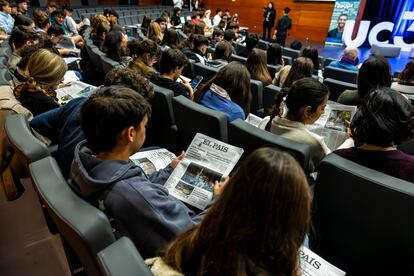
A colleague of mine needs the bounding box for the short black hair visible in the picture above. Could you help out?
[357,55,392,99]
[51,9,65,19]
[63,5,73,12]
[351,87,414,147]
[212,28,224,38]
[193,34,208,49]
[224,29,236,42]
[80,86,152,153]
[216,9,222,14]
[10,25,38,50]
[155,17,167,24]
[159,48,188,74]
[47,2,59,8]
[245,32,259,50]
[108,9,119,19]
[14,14,33,28]
[284,7,291,14]
[47,24,64,36]
[128,39,158,57]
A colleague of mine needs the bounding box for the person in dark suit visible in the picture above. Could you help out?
[262,2,275,41]
[274,7,292,46]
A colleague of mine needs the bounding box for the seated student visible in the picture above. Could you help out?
[186,34,208,64]
[182,20,195,36]
[155,17,167,34]
[391,60,414,94]
[213,40,233,64]
[0,0,14,35]
[128,39,158,79]
[267,42,284,70]
[146,148,311,275]
[13,14,34,30]
[92,21,110,49]
[30,68,154,179]
[246,48,273,86]
[89,13,110,40]
[162,28,179,50]
[32,9,51,33]
[208,28,224,48]
[237,32,258,58]
[223,29,237,53]
[338,55,392,106]
[140,16,152,36]
[335,88,414,182]
[150,49,193,98]
[275,56,313,88]
[147,21,163,45]
[194,62,251,122]
[264,78,333,172]
[51,9,83,47]
[102,29,129,64]
[62,6,78,35]
[70,86,205,257]
[170,7,181,27]
[106,9,119,26]
[8,25,39,70]
[329,46,359,72]
[10,43,43,85]
[14,49,67,116]
[301,46,322,81]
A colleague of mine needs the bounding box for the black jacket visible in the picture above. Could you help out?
[263,8,276,27]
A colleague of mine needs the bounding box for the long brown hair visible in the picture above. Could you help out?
[162,148,311,275]
[194,61,252,115]
[283,57,313,88]
[246,48,273,86]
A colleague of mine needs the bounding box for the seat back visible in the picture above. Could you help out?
[282,47,300,60]
[87,45,107,85]
[182,58,195,79]
[311,154,414,275]
[97,237,153,276]
[257,39,269,50]
[263,85,281,116]
[282,55,292,65]
[250,79,263,116]
[145,84,177,152]
[29,157,116,275]
[172,96,228,150]
[100,55,123,76]
[0,67,11,85]
[323,57,336,68]
[5,114,49,164]
[231,54,247,64]
[193,63,219,83]
[323,78,357,102]
[267,64,280,77]
[228,119,310,170]
[398,137,414,155]
[323,66,358,84]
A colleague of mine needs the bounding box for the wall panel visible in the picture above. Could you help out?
[204,0,335,43]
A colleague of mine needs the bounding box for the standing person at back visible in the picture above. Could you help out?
[274,7,292,46]
[262,2,275,41]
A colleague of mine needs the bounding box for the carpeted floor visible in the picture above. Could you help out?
[0,179,70,276]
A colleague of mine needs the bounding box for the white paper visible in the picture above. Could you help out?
[63,70,81,83]
[306,103,357,150]
[130,149,176,175]
[64,57,81,65]
[163,133,243,210]
[299,247,346,276]
[56,81,96,104]
[245,113,265,128]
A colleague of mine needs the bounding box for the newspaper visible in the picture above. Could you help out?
[299,246,346,276]
[245,113,265,128]
[130,148,177,175]
[56,81,97,104]
[306,104,356,150]
[164,133,244,210]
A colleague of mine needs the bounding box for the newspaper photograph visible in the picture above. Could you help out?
[130,148,176,175]
[56,81,97,104]
[299,246,346,276]
[164,133,244,210]
[306,104,356,150]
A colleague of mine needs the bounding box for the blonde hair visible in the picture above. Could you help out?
[147,22,163,44]
[25,49,67,87]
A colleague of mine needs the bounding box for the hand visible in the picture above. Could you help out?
[281,58,285,66]
[170,151,185,169]
[344,120,352,138]
[57,82,71,89]
[180,77,194,98]
[206,53,212,60]
[213,176,229,196]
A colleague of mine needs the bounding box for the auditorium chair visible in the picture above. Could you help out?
[172,95,228,150]
[29,156,116,276]
[231,54,247,64]
[257,39,269,51]
[145,84,178,153]
[177,29,188,40]
[100,55,123,76]
[310,154,414,275]
[86,45,107,85]
[323,57,336,68]
[263,84,281,116]
[228,119,311,171]
[97,237,153,276]
[323,66,358,84]
[282,47,300,60]
[0,68,11,85]
[282,55,292,65]
[398,137,414,155]
[323,78,357,102]
[267,64,280,78]
[193,62,219,83]
[250,79,264,116]
[182,59,195,79]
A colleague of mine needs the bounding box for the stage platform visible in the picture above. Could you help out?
[286,39,411,74]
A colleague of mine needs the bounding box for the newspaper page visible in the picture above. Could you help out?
[299,246,346,276]
[56,81,97,104]
[245,113,265,128]
[130,148,176,175]
[164,133,244,210]
[306,104,356,150]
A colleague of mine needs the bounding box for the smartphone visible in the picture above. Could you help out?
[190,75,203,90]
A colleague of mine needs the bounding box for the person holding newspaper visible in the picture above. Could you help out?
[145,148,311,275]
[70,86,220,258]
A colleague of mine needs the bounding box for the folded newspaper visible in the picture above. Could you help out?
[305,104,356,150]
[130,133,244,210]
[56,81,97,104]
[299,246,346,276]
